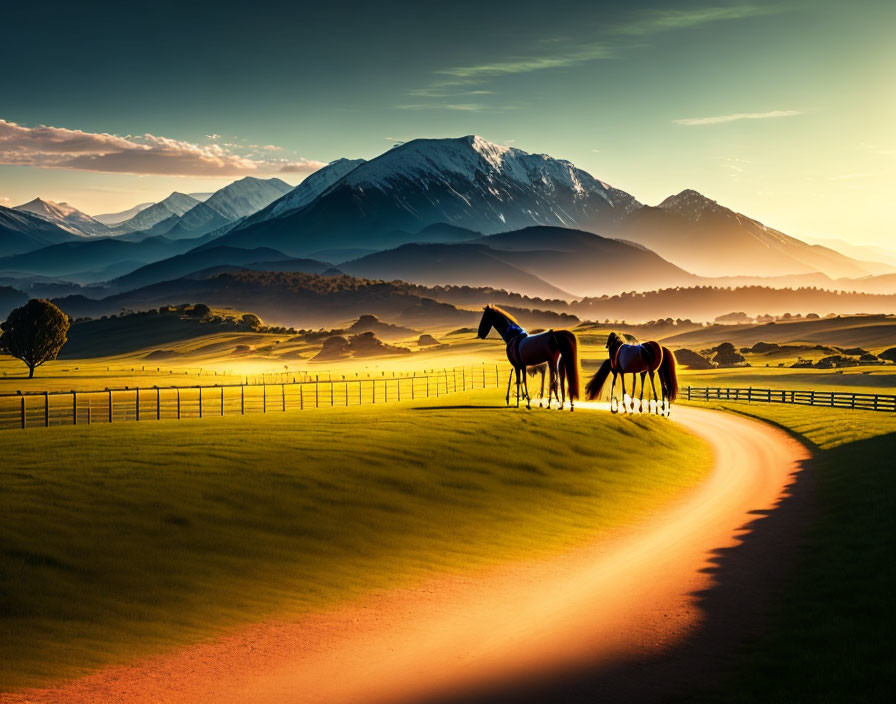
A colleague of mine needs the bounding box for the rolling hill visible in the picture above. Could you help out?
[341,225,694,297]
[108,246,330,291]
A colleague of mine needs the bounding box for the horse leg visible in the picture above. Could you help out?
[609,371,618,413]
[649,371,660,414]
[515,367,521,408]
[539,367,546,408]
[505,367,513,406]
[522,368,532,409]
[639,372,646,413]
[620,373,628,413]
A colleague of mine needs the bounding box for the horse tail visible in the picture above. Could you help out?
[659,346,679,401]
[556,330,580,400]
[585,359,612,401]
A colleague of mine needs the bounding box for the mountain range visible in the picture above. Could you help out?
[0,135,893,315]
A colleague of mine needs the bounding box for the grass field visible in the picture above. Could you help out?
[0,390,711,692]
[689,403,896,703]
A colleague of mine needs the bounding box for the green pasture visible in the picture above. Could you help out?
[0,390,711,691]
[692,403,896,703]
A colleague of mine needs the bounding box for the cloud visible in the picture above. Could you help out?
[0,119,324,177]
[615,5,787,35]
[435,44,614,82]
[394,103,490,112]
[674,110,802,126]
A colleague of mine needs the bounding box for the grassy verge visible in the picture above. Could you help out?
[691,402,896,703]
[0,390,711,691]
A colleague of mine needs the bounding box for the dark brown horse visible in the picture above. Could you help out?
[477,305,580,410]
[585,332,678,415]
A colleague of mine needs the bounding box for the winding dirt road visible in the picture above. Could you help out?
[3,405,812,704]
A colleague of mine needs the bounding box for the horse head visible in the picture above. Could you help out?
[606,331,621,350]
[477,306,494,339]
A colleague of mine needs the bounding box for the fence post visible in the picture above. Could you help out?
[135,388,140,421]
[222,386,226,416]
[345,381,349,406]
[426,376,430,397]
[687,386,691,401]
[315,381,319,408]
[177,388,181,420]
[199,386,203,418]
[241,385,245,415]
[157,388,161,420]
[330,381,334,406]
[397,378,401,402]
[73,391,77,425]
[262,384,266,413]
[44,391,49,427]
[87,400,91,425]
[21,395,25,429]
[109,390,113,423]
[482,366,486,388]
[810,390,815,407]
[282,383,286,412]
[412,373,416,400]
[300,384,304,410]
[462,367,466,391]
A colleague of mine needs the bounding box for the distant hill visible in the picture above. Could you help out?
[109,246,329,291]
[0,205,83,257]
[0,285,28,318]
[569,285,896,322]
[341,226,693,298]
[615,190,888,279]
[661,314,896,352]
[52,271,474,328]
[340,242,574,299]
[0,236,206,282]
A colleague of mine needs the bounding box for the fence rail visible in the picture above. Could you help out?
[685,386,896,413]
[0,364,513,431]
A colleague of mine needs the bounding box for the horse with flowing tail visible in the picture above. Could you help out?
[584,332,678,415]
[477,305,580,410]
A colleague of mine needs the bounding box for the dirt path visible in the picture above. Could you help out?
[3,406,812,704]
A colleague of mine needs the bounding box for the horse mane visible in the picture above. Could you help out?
[488,305,520,325]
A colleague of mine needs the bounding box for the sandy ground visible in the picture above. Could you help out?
[3,405,812,704]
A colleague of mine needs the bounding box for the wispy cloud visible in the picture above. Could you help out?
[0,119,324,177]
[408,3,787,109]
[674,110,802,126]
[435,44,615,82]
[394,103,491,112]
[615,4,787,35]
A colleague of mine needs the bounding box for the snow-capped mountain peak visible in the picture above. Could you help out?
[13,197,107,236]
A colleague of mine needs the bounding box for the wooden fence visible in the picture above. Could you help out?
[0,364,512,431]
[685,386,896,413]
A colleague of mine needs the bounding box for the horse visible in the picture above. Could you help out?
[585,332,678,415]
[477,305,580,410]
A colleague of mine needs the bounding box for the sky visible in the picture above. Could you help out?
[0,0,893,246]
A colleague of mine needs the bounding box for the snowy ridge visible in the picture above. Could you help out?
[13,198,107,236]
[266,159,365,219]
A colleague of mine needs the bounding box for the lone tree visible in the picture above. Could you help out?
[0,299,70,378]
